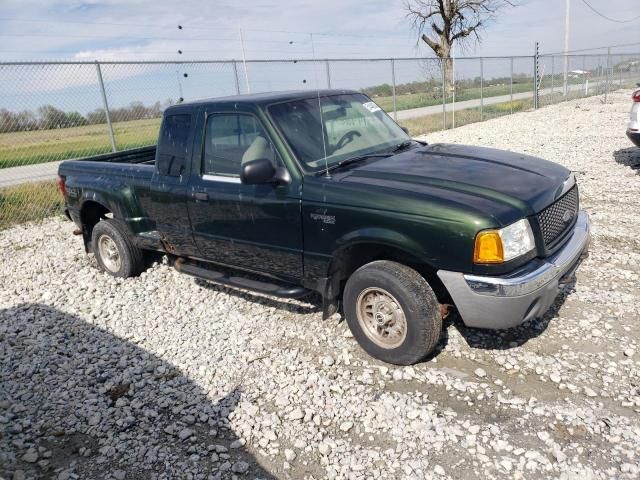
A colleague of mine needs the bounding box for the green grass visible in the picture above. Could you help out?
[373,82,535,113]
[372,74,606,114]
[399,99,530,137]
[0,117,161,169]
[0,180,63,229]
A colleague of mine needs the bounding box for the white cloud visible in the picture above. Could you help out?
[0,0,638,106]
[2,0,637,63]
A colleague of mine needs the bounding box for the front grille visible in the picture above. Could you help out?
[537,185,579,247]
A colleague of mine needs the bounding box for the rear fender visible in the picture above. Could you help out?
[78,188,138,251]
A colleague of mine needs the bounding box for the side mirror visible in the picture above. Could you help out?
[400,126,409,135]
[240,158,277,185]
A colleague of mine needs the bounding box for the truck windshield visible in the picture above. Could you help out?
[268,93,409,173]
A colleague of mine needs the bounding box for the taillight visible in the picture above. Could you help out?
[57,175,67,197]
[633,90,640,102]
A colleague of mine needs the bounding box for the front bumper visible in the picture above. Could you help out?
[437,210,590,329]
[627,129,640,148]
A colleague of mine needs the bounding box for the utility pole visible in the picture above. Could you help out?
[563,0,570,97]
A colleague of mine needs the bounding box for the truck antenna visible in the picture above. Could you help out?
[309,33,329,177]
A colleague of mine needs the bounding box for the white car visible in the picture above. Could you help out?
[628,85,640,147]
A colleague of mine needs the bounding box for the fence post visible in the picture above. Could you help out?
[604,47,611,103]
[232,60,240,94]
[551,55,555,99]
[510,56,514,114]
[534,41,539,109]
[441,59,446,130]
[95,61,117,153]
[563,52,570,97]
[325,59,331,89]
[480,57,483,121]
[619,58,622,88]
[452,56,456,128]
[239,28,251,93]
[391,59,397,121]
[583,56,587,97]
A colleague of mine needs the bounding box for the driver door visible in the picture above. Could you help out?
[187,111,303,281]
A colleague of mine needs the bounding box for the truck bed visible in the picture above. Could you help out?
[77,145,157,165]
[59,145,157,182]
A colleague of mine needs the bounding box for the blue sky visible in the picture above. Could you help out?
[0,0,638,61]
[0,0,638,113]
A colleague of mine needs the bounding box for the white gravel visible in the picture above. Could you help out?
[1,90,639,480]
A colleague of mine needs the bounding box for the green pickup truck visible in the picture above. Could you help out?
[58,89,590,365]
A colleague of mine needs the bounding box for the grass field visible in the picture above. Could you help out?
[0,98,528,228]
[399,99,529,137]
[0,85,535,170]
[0,73,626,172]
[0,180,63,229]
[0,118,160,169]
[373,82,535,113]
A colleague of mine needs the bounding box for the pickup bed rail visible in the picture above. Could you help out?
[73,145,157,165]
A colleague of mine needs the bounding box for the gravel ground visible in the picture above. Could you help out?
[1,91,639,480]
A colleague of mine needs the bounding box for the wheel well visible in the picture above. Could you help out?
[80,201,112,251]
[331,243,451,304]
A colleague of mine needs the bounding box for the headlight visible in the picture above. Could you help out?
[474,219,535,264]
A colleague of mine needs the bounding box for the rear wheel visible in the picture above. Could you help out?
[91,219,144,278]
[343,260,442,365]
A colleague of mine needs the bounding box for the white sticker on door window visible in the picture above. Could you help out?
[362,101,381,113]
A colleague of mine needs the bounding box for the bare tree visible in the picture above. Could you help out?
[405,0,515,91]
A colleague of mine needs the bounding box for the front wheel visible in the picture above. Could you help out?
[91,219,144,278]
[343,260,442,365]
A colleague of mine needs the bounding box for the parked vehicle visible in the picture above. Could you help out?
[627,85,640,147]
[58,89,590,365]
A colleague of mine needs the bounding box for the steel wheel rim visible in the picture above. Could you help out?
[98,234,121,272]
[356,287,407,349]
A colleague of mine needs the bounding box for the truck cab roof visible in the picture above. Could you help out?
[165,89,359,113]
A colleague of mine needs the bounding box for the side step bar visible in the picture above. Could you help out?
[174,258,310,299]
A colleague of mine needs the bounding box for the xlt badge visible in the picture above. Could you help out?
[310,212,335,225]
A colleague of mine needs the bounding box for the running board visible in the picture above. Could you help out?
[174,258,310,299]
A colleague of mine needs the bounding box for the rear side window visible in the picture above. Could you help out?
[157,114,192,177]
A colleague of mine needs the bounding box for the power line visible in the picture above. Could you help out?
[0,32,237,42]
[543,41,640,55]
[0,17,237,31]
[0,17,407,40]
[579,0,640,23]
[0,32,411,48]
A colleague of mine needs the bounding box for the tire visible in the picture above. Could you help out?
[343,260,442,365]
[91,219,144,278]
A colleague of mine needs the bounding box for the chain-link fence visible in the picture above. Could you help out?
[1,52,639,229]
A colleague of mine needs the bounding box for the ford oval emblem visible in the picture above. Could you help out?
[562,209,573,223]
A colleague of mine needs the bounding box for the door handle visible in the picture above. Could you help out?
[193,191,209,202]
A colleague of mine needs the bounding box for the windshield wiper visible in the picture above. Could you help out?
[391,140,413,153]
[321,153,393,174]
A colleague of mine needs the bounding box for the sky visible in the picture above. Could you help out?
[0,0,638,62]
[0,0,638,113]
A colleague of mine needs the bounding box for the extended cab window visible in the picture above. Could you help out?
[157,114,192,177]
[203,113,278,177]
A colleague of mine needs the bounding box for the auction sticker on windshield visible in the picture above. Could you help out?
[362,101,381,113]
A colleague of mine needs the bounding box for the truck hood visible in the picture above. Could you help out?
[338,143,571,222]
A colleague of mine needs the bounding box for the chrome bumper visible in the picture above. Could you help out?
[437,210,590,329]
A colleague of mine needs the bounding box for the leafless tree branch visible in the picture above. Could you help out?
[405,0,517,89]
[405,0,516,54]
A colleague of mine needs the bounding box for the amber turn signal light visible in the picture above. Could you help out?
[473,231,504,264]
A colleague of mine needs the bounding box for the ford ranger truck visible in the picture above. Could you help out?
[58,89,590,365]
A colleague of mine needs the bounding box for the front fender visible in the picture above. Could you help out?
[334,227,428,263]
